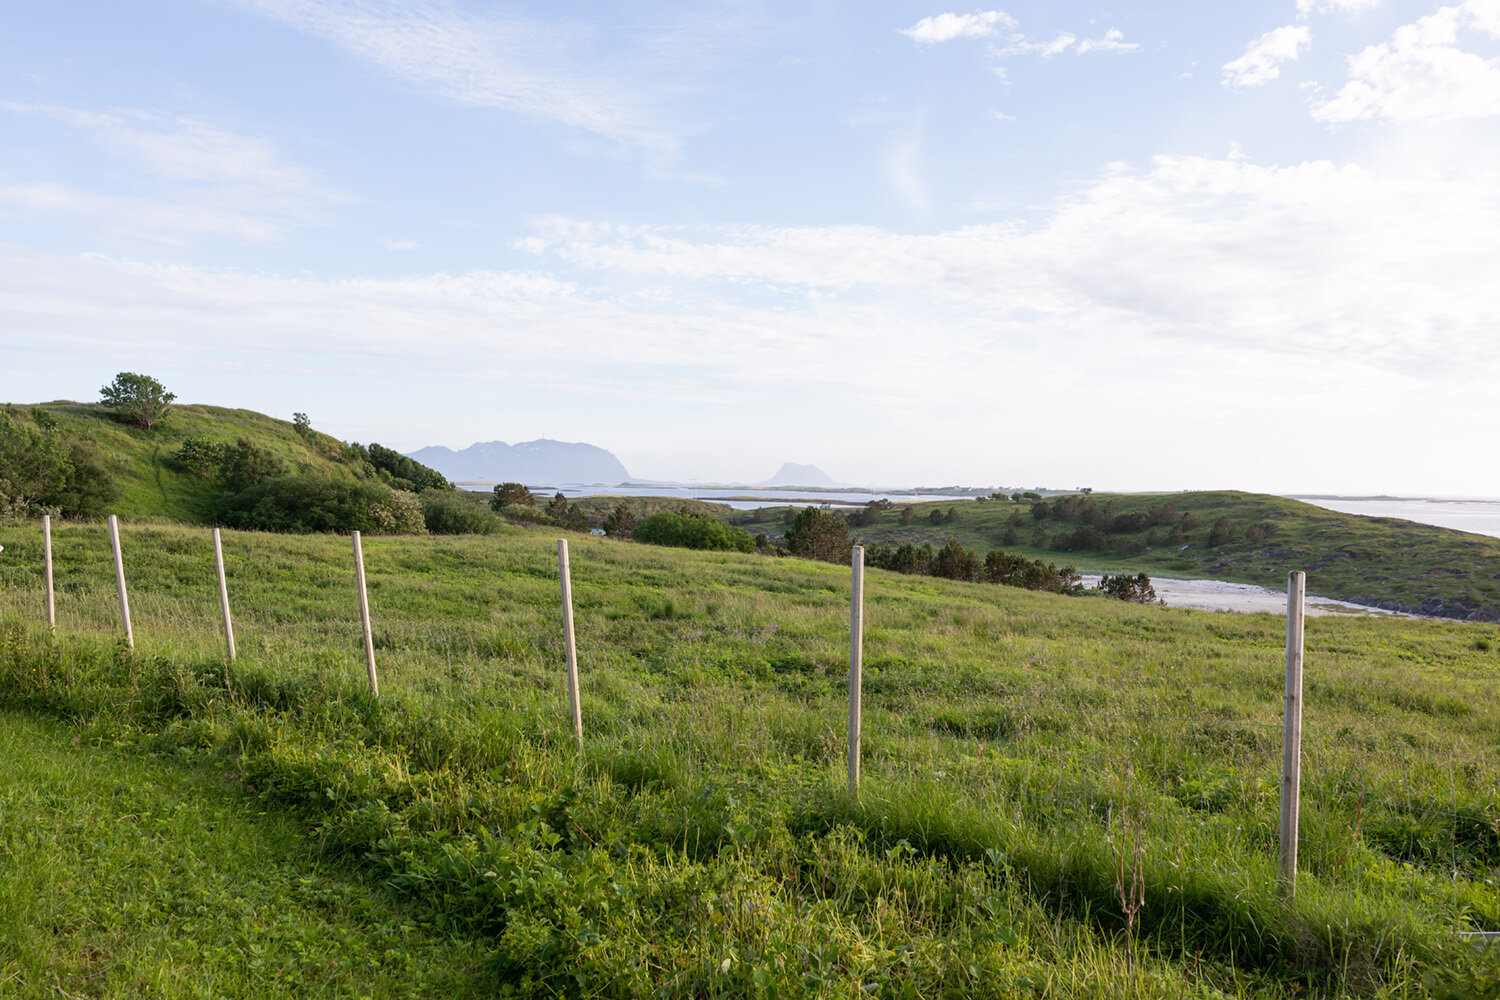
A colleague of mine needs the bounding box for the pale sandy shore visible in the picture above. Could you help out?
[1080,575,1408,617]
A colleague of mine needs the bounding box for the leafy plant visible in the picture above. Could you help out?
[99,372,175,430]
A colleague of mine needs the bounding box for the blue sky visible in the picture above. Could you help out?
[3,1,1499,493]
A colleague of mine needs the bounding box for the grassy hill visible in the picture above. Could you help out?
[24,400,365,523]
[737,491,1500,621]
[1,521,1497,996]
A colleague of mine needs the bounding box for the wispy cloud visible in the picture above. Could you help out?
[0,102,339,245]
[1222,25,1311,87]
[1296,0,1381,15]
[898,11,1016,44]
[230,0,677,160]
[1313,0,1500,121]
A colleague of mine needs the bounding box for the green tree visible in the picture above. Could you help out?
[47,440,121,519]
[491,482,535,510]
[218,437,288,493]
[1099,572,1158,603]
[632,511,754,552]
[292,412,311,438]
[1207,517,1237,547]
[99,372,175,430]
[900,505,915,525]
[785,506,852,563]
[603,503,637,538]
[0,410,69,514]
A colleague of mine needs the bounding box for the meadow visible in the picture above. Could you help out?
[1,518,1498,998]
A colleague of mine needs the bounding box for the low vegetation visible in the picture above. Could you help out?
[1,520,1497,996]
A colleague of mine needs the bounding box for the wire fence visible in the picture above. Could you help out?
[1,520,1496,935]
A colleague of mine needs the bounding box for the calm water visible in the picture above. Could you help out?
[1290,497,1500,539]
[460,483,976,510]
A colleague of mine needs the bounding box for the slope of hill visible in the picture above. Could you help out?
[756,462,840,487]
[407,439,631,484]
[737,490,1500,621]
[12,401,445,525]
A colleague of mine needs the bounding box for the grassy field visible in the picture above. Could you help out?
[735,491,1500,619]
[2,518,1499,997]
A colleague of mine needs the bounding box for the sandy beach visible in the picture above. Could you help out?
[1080,575,1405,617]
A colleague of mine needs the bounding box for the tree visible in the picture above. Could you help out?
[0,410,69,514]
[1207,517,1237,547]
[785,506,851,563]
[100,372,175,430]
[1099,572,1158,604]
[603,503,637,538]
[491,482,535,510]
[218,437,288,493]
[900,505,915,525]
[632,511,754,552]
[293,412,311,438]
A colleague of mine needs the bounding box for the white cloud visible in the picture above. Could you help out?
[1297,0,1380,15]
[7,151,1499,489]
[0,103,339,245]
[993,31,1077,57]
[899,11,1015,44]
[230,0,676,160]
[985,109,1017,121]
[1076,29,1139,54]
[1222,25,1311,87]
[381,237,421,251]
[1313,1,1500,121]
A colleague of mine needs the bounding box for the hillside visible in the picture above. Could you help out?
[10,400,447,526]
[1,522,1497,996]
[736,490,1500,621]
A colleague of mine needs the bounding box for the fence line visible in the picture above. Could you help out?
[1,516,1495,929]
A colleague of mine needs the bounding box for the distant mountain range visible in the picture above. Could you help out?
[407,439,632,484]
[406,440,844,489]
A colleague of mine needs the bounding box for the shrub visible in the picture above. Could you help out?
[370,490,427,534]
[1099,572,1158,603]
[216,475,400,533]
[632,511,755,552]
[491,482,536,510]
[420,492,495,534]
[1207,517,1237,547]
[784,507,852,563]
[218,437,288,493]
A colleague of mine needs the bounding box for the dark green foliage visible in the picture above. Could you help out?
[979,549,1083,594]
[1031,501,1051,521]
[0,410,69,513]
[169,436,228,477]
[218,437,289,493]
[603,503,636,538]
[868,542,934,575]
[216,475,395,533]
[420,492,495,534]
[1098,572,1158,603]
[47,440,122,519]
[900,505,915,525]
[292,412,310,438]
[784,506,852,563]
[847,499,892,527]
[491,482,536,510]
[932,540,980,581]
[1002,527,1019,546]
[545,492,589,532]
[364,442,449,492]
[632,511,755,552]
[1208,517,1237,547]
[99,372,175,430]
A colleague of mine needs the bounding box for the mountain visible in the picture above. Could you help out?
[407,439,631,484]
[756,462,841,488]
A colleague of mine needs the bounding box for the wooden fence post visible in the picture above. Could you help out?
[213,528,236,663]
[108,514,133,648]
[1280,570,1306,898]
[849,545,865,796]
[558,539,583,750]
[352,531,378,697]
[42,514,55,630]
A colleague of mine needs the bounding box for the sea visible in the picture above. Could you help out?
[459,482,1500,536]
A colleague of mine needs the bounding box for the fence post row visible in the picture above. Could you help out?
[352,531,379,697]
[212,527,237,663]
[848,545,865,797]
[42,514,56,630]
[108,514,134,649]
[558,539,583,751]
[1280,570,1306,898]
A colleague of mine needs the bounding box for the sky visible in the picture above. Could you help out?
[3,1,1499,494]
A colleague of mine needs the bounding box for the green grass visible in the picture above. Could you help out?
[2,519,1499,997]
[0,710,485,998]
[736,491,1500,619]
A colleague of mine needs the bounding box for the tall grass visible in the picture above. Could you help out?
[1,519,1497,997]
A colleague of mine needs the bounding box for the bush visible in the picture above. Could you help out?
[632,511,755,552]
[370,490,427,534]
[491,483,536,510]
[1207,517,1237,547]
[1099,572,1158,603]
[932,540,980,581]
[216,475,403,533]
[218,437,288,493]
[785,507,852,563]
[420,492,495,534]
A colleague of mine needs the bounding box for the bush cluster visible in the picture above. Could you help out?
[632,511,755,552]
[867,541,1083,595]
